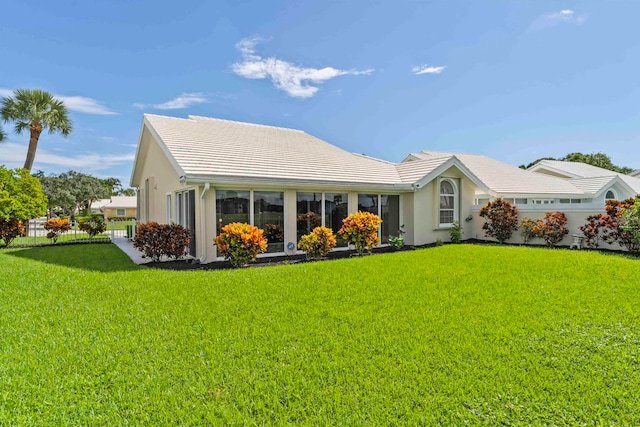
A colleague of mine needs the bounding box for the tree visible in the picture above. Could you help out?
[119,188,136,197]
[479,198,519,243]
[0,166,47,221]
[35,170,110,217]
[0,123,5,142]
[1,89,73,171]
[621,199,640,255]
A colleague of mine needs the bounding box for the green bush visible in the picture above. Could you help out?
[78,214,107,239]
[449,221,462,243]
[519,217,538,244]
[133,222,191,262]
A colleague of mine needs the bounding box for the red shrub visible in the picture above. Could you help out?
[533,212,569,247]
[133,222,191,262]
[479,198,519,243]
[43,218,71,243]
[0,219,25,247]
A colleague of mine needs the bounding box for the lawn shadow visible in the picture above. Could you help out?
[4,243,140,272]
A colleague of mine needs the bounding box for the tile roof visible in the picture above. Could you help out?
[409,152,585,196]
[531,160,640,194]
[143,114,405,187]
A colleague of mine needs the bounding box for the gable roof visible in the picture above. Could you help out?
[407,151,586,196]
[631,170,640,178]
[132,114,408,189]
[528,160,618,179]
[530,159,640,195]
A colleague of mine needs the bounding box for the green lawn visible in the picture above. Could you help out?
[1,244,639,425]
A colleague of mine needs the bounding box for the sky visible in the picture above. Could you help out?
[1,0,639,187]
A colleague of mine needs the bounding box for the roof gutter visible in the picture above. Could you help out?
[198,183,210,263]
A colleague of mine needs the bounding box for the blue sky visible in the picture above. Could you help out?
[1,0,639,186]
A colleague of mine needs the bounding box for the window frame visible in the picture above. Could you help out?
[438,178,458,228]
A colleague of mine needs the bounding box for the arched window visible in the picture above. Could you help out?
[605,189,616,200]
[439,179,458,227]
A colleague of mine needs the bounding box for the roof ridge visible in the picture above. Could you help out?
[187,115,306,134]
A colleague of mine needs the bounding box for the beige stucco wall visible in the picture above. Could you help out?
[409,166,477,245]
[469,203,611,248]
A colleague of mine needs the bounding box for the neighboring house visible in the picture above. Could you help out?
[91,197,137,219]
[631,169,640,178]
[130,114,640,262]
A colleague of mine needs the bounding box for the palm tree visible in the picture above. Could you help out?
[1,89,73,171]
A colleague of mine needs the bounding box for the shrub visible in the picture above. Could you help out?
[44,218,72,243]
[78,214,107,239]
[449,221,462,243]
[264,223,284,244]
[133,222,191,262]
[0,219,25,247]
[339,211,382,255]
[519,217,538,244]
[214,222,267,268]
[479,198,519,243]
[620,199,640,254]
[388,224,405,251]
[579,214,611,248]
[533,212,569,247]
[298,226,337,259]
[107,216,136,221]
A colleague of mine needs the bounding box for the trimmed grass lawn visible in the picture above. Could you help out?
[1,244,639,424]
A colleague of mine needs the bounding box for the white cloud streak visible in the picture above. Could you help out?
[532,9,587,30]
[411,65,446,75]
[0,88,117,115]
[134,92,210,110]
[0,141,134,171]
[232,37,374,98]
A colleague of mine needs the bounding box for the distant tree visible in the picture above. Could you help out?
[0,166,47,221]
[102,177,122,196]
[0,124,5,142]
[119,188,136,197]
[35,170,109,217]
[1,89,73,171]
[520,152,633,174]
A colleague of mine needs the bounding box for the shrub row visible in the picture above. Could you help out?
[479,197,640,253]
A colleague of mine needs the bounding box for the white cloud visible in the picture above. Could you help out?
[0,88,117,115]
[412,65,446,75]
[232,38,374,98]
[0,141,134,171]
[532,9,587,30]
[134,92,209,110]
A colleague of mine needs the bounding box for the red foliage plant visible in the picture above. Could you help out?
[533,211,569,247]
[44,218,71,243]
[133,222,191,262]
[0,218,25,247]
[479,198,519,243]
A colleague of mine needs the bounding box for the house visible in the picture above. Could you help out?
[91,196,137,220]
[130,114,640,262]
[630,170,640,178]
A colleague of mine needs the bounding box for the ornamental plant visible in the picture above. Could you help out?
[620,198,640,254]
[78,214,106,239]
[449,221,462,243]
[533,212,569,247]
[43,218,71,243]
[0,218,25,247]
[339,211,382,256]
[579,214,611,248]
[519,217,538,244]
[298,226,337,260]
[214,222,267,268]
[479,198,519,243]
[133,222,191,262]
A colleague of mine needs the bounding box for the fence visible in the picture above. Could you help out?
[7,218,137,247]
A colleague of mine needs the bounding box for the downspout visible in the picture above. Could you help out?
[199,183,210,263]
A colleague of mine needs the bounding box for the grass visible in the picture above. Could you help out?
[1,244,640,425]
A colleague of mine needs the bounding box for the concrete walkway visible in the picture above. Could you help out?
[111,237,150,264]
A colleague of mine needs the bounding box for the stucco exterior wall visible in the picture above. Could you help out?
[103,207,137,219]
[469,203,610,248]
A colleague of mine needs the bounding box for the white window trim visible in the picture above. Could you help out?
[438,178,458,228]
[605,189,617,200]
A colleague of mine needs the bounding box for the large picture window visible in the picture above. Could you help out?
[358,193,401,243]
[215,190,250,236]
[254,191,284,253]
[296,192,322,241]
[325,193,349,247]
[439,179,457,227]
